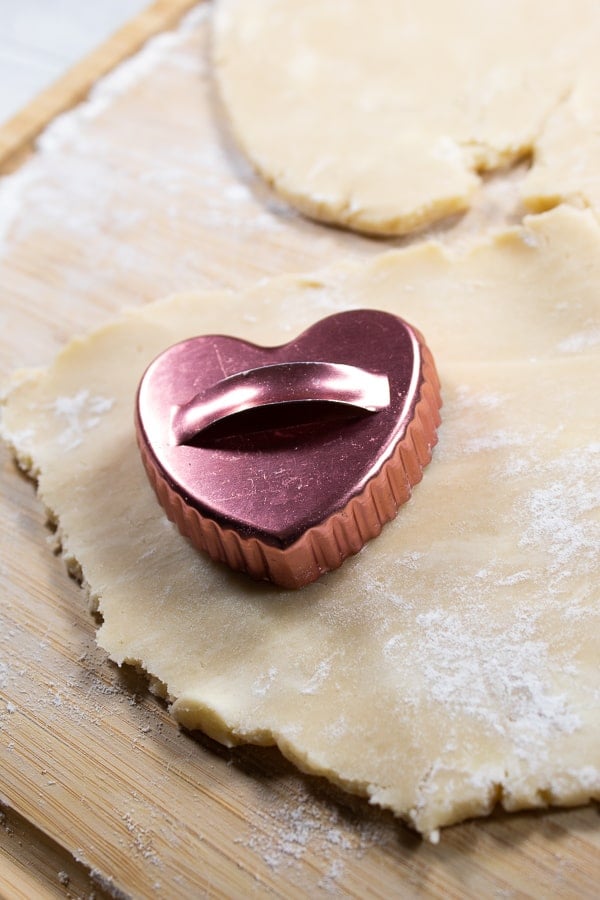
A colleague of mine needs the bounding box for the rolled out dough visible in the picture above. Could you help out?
[213,0,600,235]
[2,206,599,837]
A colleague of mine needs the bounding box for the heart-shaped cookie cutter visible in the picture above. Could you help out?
[135,309,441,588]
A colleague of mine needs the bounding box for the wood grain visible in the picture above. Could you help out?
[0,3,598,897]
[0,0,199,174]
[0,803,112,899]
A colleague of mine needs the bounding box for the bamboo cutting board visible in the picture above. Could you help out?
[0,2,598,897]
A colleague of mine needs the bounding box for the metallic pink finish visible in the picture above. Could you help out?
[135,309,441,586]
[171,361,390,445]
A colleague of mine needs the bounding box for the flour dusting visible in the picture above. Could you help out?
[519,443,600,576]
[52,390,115,451]
[300,656,334,695]
[557,326,600,353]
[237,780,393,885]
[252,667,278,697]
[413,608,581,752]
[38,4,210,156]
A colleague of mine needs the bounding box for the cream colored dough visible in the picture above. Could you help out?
[213,0,600,235]
[2,207,599,837]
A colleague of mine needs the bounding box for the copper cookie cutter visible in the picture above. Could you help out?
[135,309,441,588]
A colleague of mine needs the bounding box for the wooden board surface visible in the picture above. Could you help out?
[0,2,598,897]
[0,0,200,174]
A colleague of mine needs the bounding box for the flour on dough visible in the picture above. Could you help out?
[1,206,599,837]
[213,0,600,235]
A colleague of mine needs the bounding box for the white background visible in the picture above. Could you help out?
[0,0,149,124]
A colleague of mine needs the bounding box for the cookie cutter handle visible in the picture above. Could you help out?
[171,361,390,445]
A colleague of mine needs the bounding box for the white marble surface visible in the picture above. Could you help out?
[0,0,149,124]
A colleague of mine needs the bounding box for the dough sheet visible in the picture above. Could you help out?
[213,0,600,235]
[2,207,599,837]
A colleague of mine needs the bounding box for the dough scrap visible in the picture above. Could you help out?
[2,206,599,837]
[213,0,600,235]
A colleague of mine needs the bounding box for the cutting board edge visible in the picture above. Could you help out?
[0,0,202,175]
